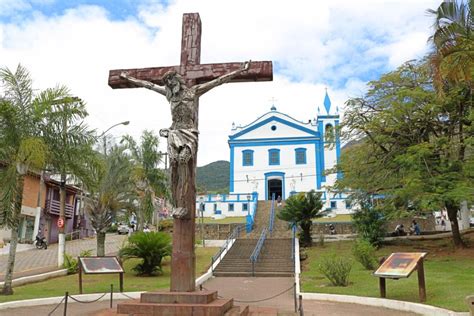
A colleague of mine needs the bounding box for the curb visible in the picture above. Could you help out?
[300,293,469,316]
[0,269,68,288]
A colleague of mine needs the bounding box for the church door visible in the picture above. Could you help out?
[268,179,282,200]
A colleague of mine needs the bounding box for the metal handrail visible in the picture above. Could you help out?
[291,223,297,260]
[250,227,267,276]
[65,229,81,241]
[211,225,243,274]
[268,194,276,234]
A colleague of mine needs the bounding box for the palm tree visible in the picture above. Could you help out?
[277,190,327,247]
[84,146,134,256]
[121,130,168,231]
[428,0,474,247]
[0,65,53,295]
[119,231,171,275]
[428,0,474,89]
[37,94,95,267]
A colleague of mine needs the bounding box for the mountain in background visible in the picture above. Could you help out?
[196,160,229,193]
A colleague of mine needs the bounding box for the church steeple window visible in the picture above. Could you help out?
[242,150,254,166]
[268,149,280,165]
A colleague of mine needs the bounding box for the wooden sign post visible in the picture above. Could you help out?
[374,252,427,302]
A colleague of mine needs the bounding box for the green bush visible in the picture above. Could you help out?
[119,231,172,276]
[352,206,386,247]
[353,239,378,270]
[63,249,92,274]
[107,224,118,233]
[158,219,173,232]
[318,253,352,286]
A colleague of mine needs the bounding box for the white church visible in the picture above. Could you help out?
[196,91,351,218]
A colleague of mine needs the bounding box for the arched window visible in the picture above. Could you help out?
[325,124,334,143]
[242,150,254,166]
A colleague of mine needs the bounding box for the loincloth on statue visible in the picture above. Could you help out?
[164,128,199,162]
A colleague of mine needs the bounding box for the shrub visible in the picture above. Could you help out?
[119,231,172,276]
[63,249,92,274]
[318,253,352,286]
[353,239,378,270]
[352,206,386,247]
[158,219,173,232]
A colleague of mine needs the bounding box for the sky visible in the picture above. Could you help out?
[0,0,441,167]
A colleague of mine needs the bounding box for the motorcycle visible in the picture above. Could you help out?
[35,235,48,249]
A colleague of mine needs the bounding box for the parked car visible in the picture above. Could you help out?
[117,224,130,235]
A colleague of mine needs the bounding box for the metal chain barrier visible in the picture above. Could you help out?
[115,292,136,300]
[201,284,295,304]
[67,292,108,304]
[47,296,66,316]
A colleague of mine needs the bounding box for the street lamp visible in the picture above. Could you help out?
[199,196,205,247]
[98,121,130,155]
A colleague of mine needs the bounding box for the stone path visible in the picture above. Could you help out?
[0,234,127,281]
[203,277,419,316]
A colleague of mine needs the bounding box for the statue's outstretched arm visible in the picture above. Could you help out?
[195,61,251,96]
[120,72,166,96]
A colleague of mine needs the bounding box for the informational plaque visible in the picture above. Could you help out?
[374,252,427,279]
[79,257,124,274]
[78,256,124,293]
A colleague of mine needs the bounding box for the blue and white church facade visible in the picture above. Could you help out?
[228,91,350,215]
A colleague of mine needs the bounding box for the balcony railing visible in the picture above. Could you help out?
[45,199,74,218]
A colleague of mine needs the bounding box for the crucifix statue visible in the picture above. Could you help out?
[109,13,272,292]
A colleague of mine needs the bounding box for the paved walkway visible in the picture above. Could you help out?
[0,234,127,281]
[203,277,419,315]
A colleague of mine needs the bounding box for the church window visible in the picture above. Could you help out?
[330,201,337,209]
[268,149,280,165]
[242,150,254,166]
[243,203,248,211]
[295,148,307,164]
[345,200,351,209]
[229,203,234,211]
[325,124,334,143]
[271,125,277,131]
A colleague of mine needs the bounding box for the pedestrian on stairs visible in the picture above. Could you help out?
[277,195,282,207]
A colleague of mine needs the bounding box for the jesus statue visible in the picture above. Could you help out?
[120,61,251,219]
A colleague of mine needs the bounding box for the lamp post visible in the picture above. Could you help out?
[98,120,130,155]
[199,196,205,247]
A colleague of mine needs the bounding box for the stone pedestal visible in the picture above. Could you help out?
[116,290,234,316]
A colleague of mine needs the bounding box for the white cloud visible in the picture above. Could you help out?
[0,0,441,166]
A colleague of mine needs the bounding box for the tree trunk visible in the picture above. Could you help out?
[1,175,24,295]
[446,202,466,248]
[300,221,312,247]
[96,231,106,257]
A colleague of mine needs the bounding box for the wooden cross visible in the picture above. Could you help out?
[109,14,272,88]
[108,13,272,292]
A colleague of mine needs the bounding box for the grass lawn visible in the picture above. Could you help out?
[313,214,352,223]
[0,247,218,303]
[301,235,474,312]
[200,216,246,224]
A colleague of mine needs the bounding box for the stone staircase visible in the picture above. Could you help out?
[213,200,294,277]
[243,201,292,239]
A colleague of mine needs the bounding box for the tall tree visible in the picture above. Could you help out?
[338,60,473,247]
[84,146,134,256]
[37,94,95,267]
[0,65,54,295]
[428,0,474,89]
[277,190,326,247]
[121,130,168,231]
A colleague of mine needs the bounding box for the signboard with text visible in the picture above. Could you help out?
[374,252,427,279]
[79,256,123,274]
